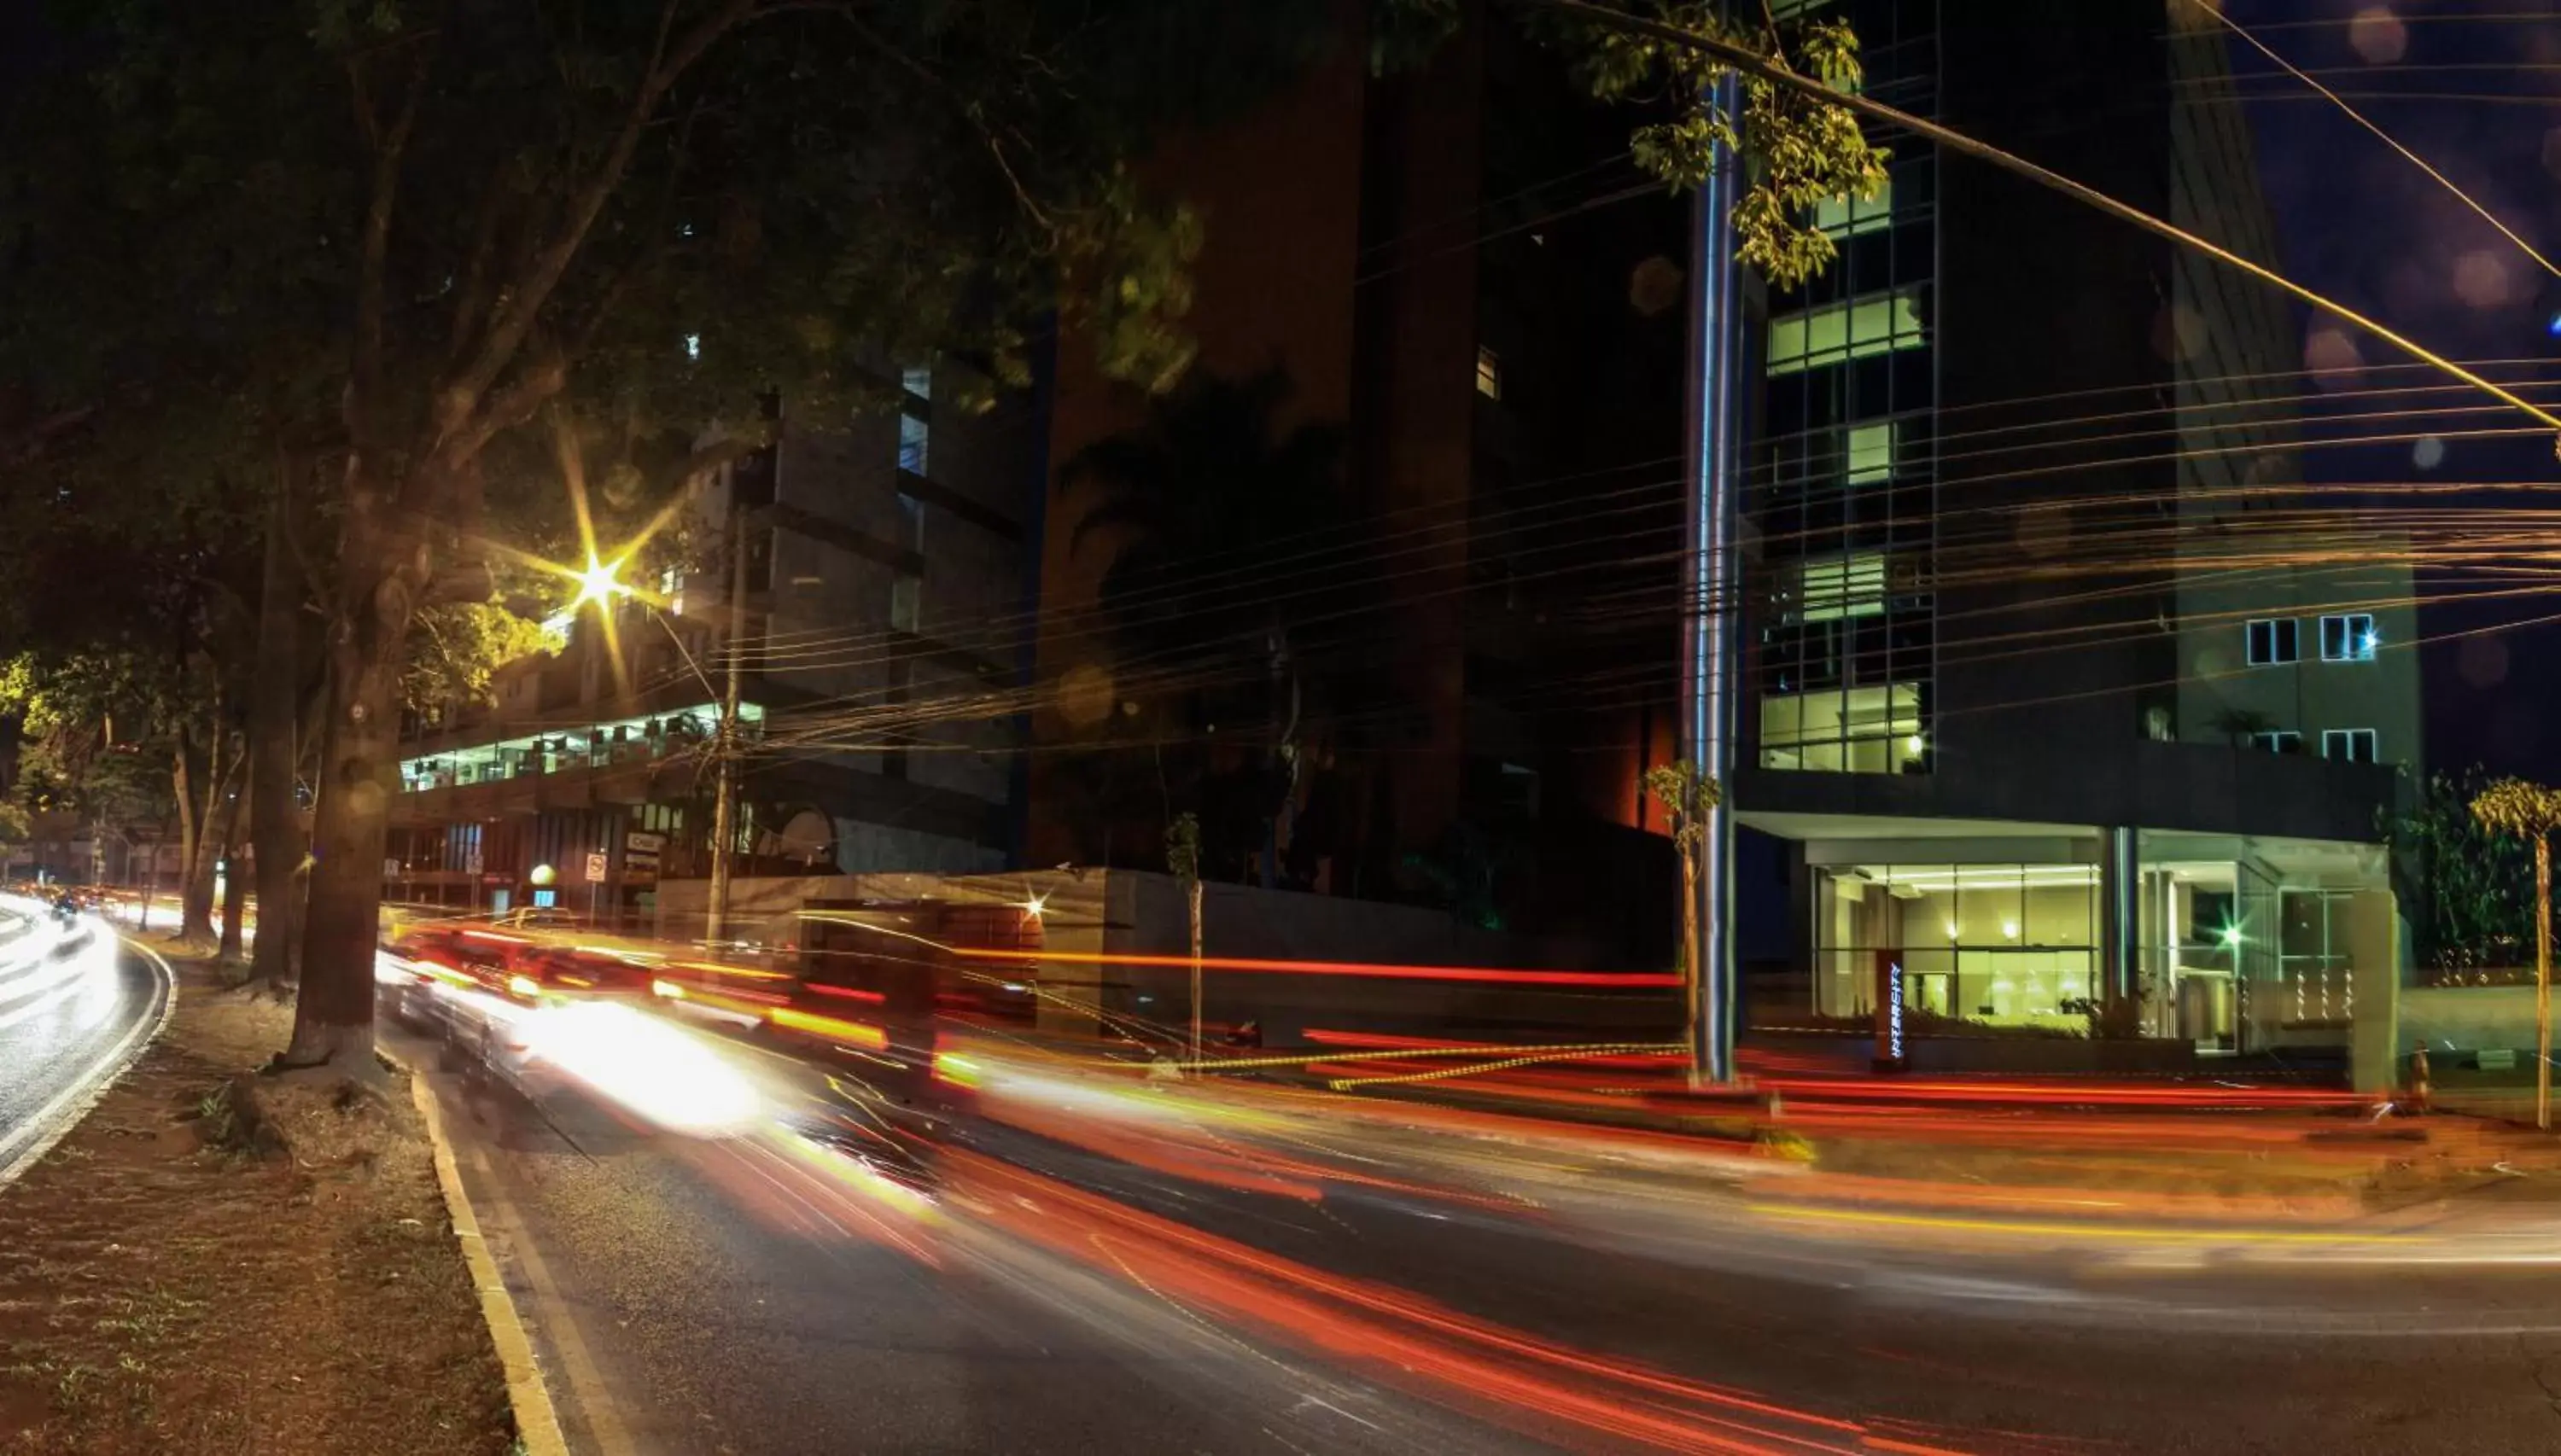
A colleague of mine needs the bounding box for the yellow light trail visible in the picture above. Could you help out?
[1744,1203,2412,1245]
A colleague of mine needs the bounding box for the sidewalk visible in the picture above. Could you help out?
[0,943,516,1455]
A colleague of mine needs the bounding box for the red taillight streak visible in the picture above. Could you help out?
[951,946,1677,987]
[949,1149,1867,1444]
[804,982,887,1004]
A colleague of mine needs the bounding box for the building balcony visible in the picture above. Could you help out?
[391,699,765,825]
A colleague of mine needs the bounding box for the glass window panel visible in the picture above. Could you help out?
[1766,289,1924,376]
[1957,869,2023,947]
[898,413,930,475]
[1845,421,1894,484]
[1815,178,1893,240]
[2022,875,2094,946]
[1797,552,1887,622]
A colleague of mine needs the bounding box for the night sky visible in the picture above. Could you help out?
[2226,0,2561,783]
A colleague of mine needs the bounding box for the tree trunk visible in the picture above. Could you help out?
[2538,836,2551,1133]
[1187,876,1205,1059]
[251,486,307,987]
[174,737,219,945]
[283,537,413,1070]
[217,784,248,962]
[1677,846,1705,1090]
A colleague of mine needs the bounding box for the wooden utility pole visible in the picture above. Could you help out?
[705,506,750,946]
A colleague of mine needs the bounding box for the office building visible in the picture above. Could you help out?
[384,361,1044,920]
[1735,0,2418,1054]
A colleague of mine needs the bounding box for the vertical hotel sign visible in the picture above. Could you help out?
[1873,949,1906,1071]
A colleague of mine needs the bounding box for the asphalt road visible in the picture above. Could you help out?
[0,905,171,1185]
[407,1016,2561,1456]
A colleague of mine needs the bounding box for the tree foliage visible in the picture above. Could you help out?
[2385,768,2534,976]
[2,0,1339,1061]
[1380,0,1890,289]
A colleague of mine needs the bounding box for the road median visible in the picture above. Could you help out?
[0,946,517,1454]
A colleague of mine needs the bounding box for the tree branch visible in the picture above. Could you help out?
[432,0,755,462]
[350,39,438,451]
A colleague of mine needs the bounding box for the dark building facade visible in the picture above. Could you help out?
[384,358,1047,924]
[1024,13,1690,962]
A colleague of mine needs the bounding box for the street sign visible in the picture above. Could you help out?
[623,830,662,886]
[2481,1047,2518,1072]
[584,851,609,884]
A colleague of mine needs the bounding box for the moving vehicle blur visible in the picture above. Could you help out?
[375,905,976,1134]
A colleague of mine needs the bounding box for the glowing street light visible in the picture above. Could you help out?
[571,554,631,611]
[2219,923,2244,951]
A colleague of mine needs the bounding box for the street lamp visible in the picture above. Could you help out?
[561,536,750,950]
[571,553,632,611]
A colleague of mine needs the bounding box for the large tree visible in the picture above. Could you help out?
[3,0,1332,1070]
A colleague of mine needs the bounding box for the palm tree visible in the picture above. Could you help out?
[1062,369,1350,890]
[2471,778,2561,1128]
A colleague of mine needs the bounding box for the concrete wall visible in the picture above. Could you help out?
[2403,984,2540,1057]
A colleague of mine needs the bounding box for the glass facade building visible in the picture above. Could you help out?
[1751,0,1941,779]
[1735,2,2416,1066]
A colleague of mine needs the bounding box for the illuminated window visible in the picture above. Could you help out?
[898,413,930,475]
[1811,863,2100,1023]
[901,363,931,400]
[890,577,922,633]
[1788,551,1887,623]
[2319,613,2377,662]
[1813,178,1892,238]
[1759,683,1923,774]
[1844,421,1895,484]
[2244,618,2298,666]
[2249,730,2301,754]
[1766,289,1923,376]
[2322,728,2377,764]
[1475,346,1502,400]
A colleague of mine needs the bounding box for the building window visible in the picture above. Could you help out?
[895,492,925,554]
[2244,618,2298,666]
[1787,551,1888,623]
[1766,288,1924,376]
[2279,888,2354,1028]
[1474,346,1502,400]
[1759,683,1923,774]
[1843,420,1895,484]
[2319,613,2377,662]
[2322,728,2377,763]
[890,576,921,632]
[1813,178,1892,239]
[2249,730,2301,754]
[1811,862,2099,1023]
[901,363,931,401]
[898,412,930,475]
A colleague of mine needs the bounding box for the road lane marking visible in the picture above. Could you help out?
[0,937,175,1188]
[396,1056,582,1456]
[396,1049,632,1456]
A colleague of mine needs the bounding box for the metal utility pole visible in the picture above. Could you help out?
[1677,72,1747,1086]
[706,505,750,946]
